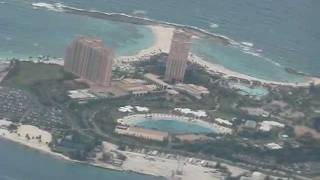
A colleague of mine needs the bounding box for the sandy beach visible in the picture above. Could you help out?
[0,120,70,161]
[114,25,174,63]
[21,24,320,87]
[114,24,320,87]
[189,53,320,87]
[0,119,248,179]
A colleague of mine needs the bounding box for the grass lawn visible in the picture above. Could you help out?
[1,61,66,89]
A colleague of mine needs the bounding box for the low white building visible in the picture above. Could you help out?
[118,105,134,113]
[115,126,168,141]
[135,106,149,112]
[212,123,233,135]
[144,73,170,89]
[68,89,97,100]
[174,83,209,99]
[259,121,285,132]
[265,143,283,150]
[215,118,233,127]
[174,108,207,117]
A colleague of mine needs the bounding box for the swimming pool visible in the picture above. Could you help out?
[229,83,269,96]
[121,115,215,134]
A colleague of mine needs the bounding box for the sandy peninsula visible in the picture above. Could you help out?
[115,24,320,87]
[115,25,174,63]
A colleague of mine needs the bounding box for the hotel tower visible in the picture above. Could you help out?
[64,36,113,87]
[164,30,192,83]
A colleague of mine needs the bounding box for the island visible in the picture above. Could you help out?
[0,3,320,180]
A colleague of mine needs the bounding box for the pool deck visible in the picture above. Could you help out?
[228,82,269,96]
[115,126,169,141]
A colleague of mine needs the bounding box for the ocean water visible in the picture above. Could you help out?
[0,138,162,180]
[191,38,305,82]
[130,118,214,134]
[0,0,154,59]
[0,0,318,178]
[57,0,319,77]
[1,0,319,83]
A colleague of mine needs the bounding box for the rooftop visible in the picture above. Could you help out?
[144,73,170,88]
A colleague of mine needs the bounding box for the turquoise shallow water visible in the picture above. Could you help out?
[64,0,319,78]
[0,1,154,59]
[126,118,215,134]
[0,138,162,180]
[0,0,318,83]
[191,38,306,83]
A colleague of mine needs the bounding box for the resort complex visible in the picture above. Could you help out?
[64,36,114,87]
[165,30,192,83]
[1,12,320,180]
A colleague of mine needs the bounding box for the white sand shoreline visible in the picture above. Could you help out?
[0,123,164,179]
[115,24,320,87]
[114,25,173,63]
[0,122,71,161]
[0,120,246,179]
[3,24,319,87]
[189,53,320,87]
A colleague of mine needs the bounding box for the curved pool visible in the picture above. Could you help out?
[122,115,215,134]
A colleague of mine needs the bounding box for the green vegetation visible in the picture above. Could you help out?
[2,61,66,89]
[52,130,101,160]
[3,58,320,177]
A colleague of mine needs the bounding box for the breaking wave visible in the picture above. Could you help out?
[209,22,219,28]
[31,2,284,69]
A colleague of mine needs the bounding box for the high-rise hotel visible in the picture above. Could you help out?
[164,30,192,83]
[64,36,113,87]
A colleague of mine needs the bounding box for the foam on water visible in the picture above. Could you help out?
[241,41,254,47]
[31,1,291,80]
[132,10,147,15]
[32,2,64,12]
[0,1,154,59]
[3,0,318,82]
[209,22,219,28]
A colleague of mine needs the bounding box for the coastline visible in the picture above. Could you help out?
[7,2,319,87]
[114,25,174,62]
[188,53,320,87]
[0,136,167,179]
[0,122,240,180]
[0,123,164,179]
[53,3,231,45]
[114,24,320,87]
[0,123,71,162]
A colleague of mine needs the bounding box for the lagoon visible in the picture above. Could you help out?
[0,1,154,59]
